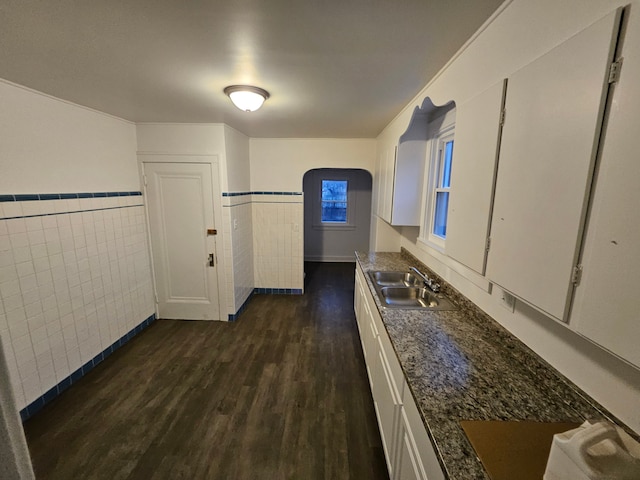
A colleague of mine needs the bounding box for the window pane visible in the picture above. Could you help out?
[442,140,454,188]
[322,180,347,202]
[321,180,348,223]
[433,191,449,237]
[322,201,347,222]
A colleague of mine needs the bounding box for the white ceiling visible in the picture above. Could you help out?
[0,0,504,138]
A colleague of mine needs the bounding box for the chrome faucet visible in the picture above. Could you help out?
[410,267,441,293]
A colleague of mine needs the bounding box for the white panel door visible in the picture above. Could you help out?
[144,162,221,320]
[397,409,427,480]
[446,80,506,274]
[485,9,621,321]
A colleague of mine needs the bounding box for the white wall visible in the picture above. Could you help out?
[0,80,138,194]
[136,123,229,186]
[250,138,376,192]
[224,126,251,192]
[303,169,372,262]
[222,126,254,313]
[374,0,640,433]
[136,123,226,154]
[0,80,154,411]
[250,139,375,290]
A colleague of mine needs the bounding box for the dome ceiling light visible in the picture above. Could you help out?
[223,85,270,112]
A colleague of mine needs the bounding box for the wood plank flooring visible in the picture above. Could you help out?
[24,262,389,480]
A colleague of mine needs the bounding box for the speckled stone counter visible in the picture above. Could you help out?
[355,250,628,480]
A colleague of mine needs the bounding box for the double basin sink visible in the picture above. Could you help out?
[368,271,458,310]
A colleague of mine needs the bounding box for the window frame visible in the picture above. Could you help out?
[421,123,455,250]
[312,172,356,230]
[320,179,349,224]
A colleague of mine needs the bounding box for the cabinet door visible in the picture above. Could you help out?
[382,146,396,223]
[485,9,622,321]
[397,408,426,480]
[373,335,402,478]
[392,141,425,226]
[400,385,446,480]
[446,80,506,274]
[354,269,365,338]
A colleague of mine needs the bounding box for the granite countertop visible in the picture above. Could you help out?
[355,250,623,480]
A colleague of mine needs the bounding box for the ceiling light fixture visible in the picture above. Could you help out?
[224,85,270,112]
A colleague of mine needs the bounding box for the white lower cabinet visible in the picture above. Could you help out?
[398,407,425,480]
[397,382,446,480]
[354,265,445,480]
[373,332,403,477]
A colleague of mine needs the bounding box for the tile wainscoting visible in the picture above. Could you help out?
[0,192,155,412]
[223,192,304,320]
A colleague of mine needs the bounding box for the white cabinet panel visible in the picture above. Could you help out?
[486,9,621,321]
[373,337,403,477]
[570,23,640,368]
[393,140,425,226]
[400,383,446,480]
[397,414,424,480]
[354,269,365,343]
[380,145,396,223]
[446,80,506,275]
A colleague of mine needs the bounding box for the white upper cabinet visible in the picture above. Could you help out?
[375,143,397,223]
[446,80,506,275]
[485,9,622,322]
[375,99,455,226]
[569,11,640,368]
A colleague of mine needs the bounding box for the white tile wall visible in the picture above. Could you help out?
[222,196,254,315]
[221,193,304,318]
[0,195,155,409]
[231,202,254,310]
[252,195,304,290]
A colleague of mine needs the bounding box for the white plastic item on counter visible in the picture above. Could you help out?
[544,420,640,480]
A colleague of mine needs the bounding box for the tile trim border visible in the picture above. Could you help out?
[227,288,303,321]
[0,191,142,202]
[1,204,144,221]
[222,191,302,197]
[228,291,254,322]
[19,313,156,422]
[254,288,303,295]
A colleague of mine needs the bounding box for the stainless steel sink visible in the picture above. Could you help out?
[370,271,422,288]
[368,271,458,310]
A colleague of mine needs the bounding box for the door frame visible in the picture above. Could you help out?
[138,153,227,321]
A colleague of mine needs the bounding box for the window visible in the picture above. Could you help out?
[321,180,348,223]
[424,126,454,249]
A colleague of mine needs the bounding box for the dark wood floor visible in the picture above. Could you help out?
[24,262,389,480]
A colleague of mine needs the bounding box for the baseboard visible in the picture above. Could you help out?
[304,255,356,262]
[228,288,303,321]
[20,313,156,422]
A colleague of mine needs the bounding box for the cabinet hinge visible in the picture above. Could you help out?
[499,108,506,126]
[571,264,583,286]
[608,58,623,84]
[486,237,491,252]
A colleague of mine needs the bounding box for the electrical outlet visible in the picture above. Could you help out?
[233,218,238,230]
[499,289,516,312]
